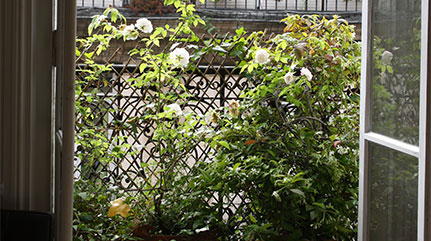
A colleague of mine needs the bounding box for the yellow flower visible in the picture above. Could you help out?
[107,198,131,218]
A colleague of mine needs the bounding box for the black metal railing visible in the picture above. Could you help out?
[198,0,361,12]
[77,0,126,8]
[77,0,361,12]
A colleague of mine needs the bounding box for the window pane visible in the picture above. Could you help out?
[368,142,418,241]
[370,0,421,146]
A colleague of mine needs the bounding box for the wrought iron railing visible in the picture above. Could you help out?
[77,0,126,8]
[77,0,361,12]
[198,0,361,12]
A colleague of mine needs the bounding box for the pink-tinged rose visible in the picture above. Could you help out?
[334,140,341,148]
[300,68,313,81]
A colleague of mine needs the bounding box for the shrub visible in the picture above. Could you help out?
[190,15,361,241]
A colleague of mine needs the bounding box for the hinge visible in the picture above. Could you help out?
[52,30,57,67]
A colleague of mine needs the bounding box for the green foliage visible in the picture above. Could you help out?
[75,5,360,240]
[73,180,139,241]
[190,15,361,240]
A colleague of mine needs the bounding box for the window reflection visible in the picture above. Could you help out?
[368,143,418,241]
[370,0,421,146]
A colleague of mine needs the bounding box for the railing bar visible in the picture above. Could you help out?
[113,0,116,7]
[76,0,363,13]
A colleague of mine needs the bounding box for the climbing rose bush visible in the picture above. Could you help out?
[189,14,361,241]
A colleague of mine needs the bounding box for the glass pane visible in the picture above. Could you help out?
[368,143,418,241]
[370,0,421,146]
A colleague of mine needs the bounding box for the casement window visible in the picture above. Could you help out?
[359,0,430,240]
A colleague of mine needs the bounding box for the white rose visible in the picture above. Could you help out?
[95,15,107,24]
[254,49,270,64]
[381,50,393,65]
[300,68,313,81]
[135,18,153,34]
[123,25,137,40]
[170,48,190,67]
[284,72,296,85]
[166,103,182,116]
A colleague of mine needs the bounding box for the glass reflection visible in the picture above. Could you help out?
[370,0,421,146]
[368,143,418,241]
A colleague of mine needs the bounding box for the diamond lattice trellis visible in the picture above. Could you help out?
[74,32,270,229]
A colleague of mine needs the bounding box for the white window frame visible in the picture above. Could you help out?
[358,0,430,240]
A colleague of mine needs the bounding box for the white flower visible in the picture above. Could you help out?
[95,15,107,24]
[381,50,393,65]
[254,49,270,64]
[123,25,137,40]
[135,18,153,34]
[284,72,296,85]
[170,48,190,67]
[300,68,313,81]
[166,103,182,116]
[195,227,210,233]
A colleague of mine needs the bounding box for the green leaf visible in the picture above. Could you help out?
[233,162,241,171]
[213,45,227,53]
[310,211,318,220]
[312,202,326,209]
[111,9,118,23]
[290,189,305,196]
[139,63,147,73]
[218,141,230,150]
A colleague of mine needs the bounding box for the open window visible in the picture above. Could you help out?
[359,0,430,240]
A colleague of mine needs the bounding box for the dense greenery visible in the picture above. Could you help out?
[193,15,360,240]
[74,2,360,240]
